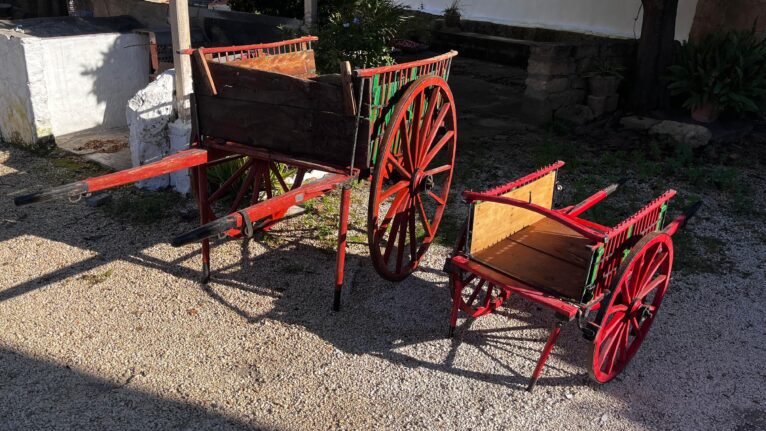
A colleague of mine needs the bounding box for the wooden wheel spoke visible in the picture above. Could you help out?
[399,121,414,171]
[249,162,264,205]
[208,158,253,203]
[423,164,452,177]
[421,102,452,164]
[269,162,289,193]
[378,189,410,238]
[395,203,409,272]
[383,212,404,264]
[415,195,433,238]
[387,154,411,180]
[638,250,668,293]
[604,324,625,374]
[420,130,454,171]
[631,317,644,338]
[481,284,494,308]
[418,89,441,162]
[636,274,667,302]
[380,180,409,203]
[427,190,446,205]
[229,163,258,213]
[619,281,632,305]
[602,312,625,340]
[466,280,486,306]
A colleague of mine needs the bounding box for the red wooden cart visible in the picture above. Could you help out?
[14,36,459,310]
[446,161,700,391]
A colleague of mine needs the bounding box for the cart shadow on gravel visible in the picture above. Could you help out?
[0,346,273,431]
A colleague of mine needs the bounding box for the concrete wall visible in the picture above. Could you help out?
[404,0,699,40]
[0,34,39,146]
[0,31,150,148]
[34,33,150,136]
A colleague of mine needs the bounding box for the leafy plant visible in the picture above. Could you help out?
[443,0,461,27]
[315,0,409,72]
[583,57,625,80]
[666,27,766,114]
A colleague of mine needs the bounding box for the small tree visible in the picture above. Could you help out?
[631,0,680,113]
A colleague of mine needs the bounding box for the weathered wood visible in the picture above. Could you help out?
[169,0,192,122]
[340,61,357,116]
[472,218,595,299]
[470,171,556,254]
[193,49,217,96]
[199,61,346,115]
[228,50,317,78]
[196,94,369,169]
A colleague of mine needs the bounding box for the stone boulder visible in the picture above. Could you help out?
[126,69,175,190]
[620,115,661,131]
[554,104,594,126]
[649,120,712,148]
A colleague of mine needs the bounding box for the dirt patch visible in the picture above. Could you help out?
[75,139,128,154]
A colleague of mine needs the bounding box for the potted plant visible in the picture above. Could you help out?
[583,58,625,97]
[667,28,766,123]
[444,1,461,29]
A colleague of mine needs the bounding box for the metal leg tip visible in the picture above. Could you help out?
[526,379,538,392]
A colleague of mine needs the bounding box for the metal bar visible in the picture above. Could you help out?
[663,201,702,236]
[461,192,606,242]
[567,179,627,217]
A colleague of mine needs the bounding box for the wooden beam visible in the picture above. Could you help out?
[304,0,318,28]
[340,61,357,116]
[169,0,193,122]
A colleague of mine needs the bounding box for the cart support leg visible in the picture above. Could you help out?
[333,186,352,311]
[195,164,211,284]
[448,274,462,337]
[527,321,564,392]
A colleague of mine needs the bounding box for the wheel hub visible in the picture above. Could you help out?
[410,168,434,195]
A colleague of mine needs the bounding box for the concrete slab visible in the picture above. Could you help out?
[55,127,132,171]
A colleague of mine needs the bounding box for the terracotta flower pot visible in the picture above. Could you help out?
[691,102,719,123]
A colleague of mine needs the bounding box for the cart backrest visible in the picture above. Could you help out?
[468,165,559,255]
[192,36,318,79]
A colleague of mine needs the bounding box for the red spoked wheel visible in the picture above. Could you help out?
[454,275,510,318]
[590,232,674,383]
[199,155,306,230]
[368,76,457,281]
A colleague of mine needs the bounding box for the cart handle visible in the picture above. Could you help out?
[462,191,607,242]
[663,201,703,236]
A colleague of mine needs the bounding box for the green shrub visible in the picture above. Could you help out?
[666,28,766,114]
[315,0,409,72]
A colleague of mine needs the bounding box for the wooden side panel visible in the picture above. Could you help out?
[204,61,345,114]
[470,171,556,255]
[227,50,317,78]
[196,95,369,169]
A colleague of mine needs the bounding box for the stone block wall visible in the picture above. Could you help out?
[522,40,636,125]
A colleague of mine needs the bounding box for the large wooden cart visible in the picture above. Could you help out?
[15,36,459,310]
[446,162,700,391]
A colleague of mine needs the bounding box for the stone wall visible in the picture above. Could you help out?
[522,40,636,124]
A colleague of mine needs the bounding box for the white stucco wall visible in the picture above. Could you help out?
[34,33,150,136]
[405,0,699,40]
[0,31,150,147]
[0,34,38,145]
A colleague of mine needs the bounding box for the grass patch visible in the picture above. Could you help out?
[102,188,184,225]
[79,269,113,286]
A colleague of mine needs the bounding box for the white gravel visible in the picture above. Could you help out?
[1,141,764,431]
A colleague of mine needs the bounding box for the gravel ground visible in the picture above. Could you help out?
[1,58,766,430]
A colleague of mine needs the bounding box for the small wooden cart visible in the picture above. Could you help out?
[446,161,700,391]
[14,36,459,310]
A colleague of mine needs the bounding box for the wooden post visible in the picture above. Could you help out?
[340,61,357,116]
[304,0,318,28]
[169,0,193,123]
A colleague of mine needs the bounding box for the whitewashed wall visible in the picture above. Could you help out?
[0,35,38,145]
[36,33,150,136]
[403,0,699,40]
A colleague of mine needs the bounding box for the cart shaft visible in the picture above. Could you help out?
[14,149,210,206]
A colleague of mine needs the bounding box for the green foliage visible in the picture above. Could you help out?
[583,57,625,80]
[207,159,296,202]
[315,0,409,72]
[666,28,766,114]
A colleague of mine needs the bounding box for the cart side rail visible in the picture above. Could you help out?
[181,36,318,63]
[356,51,458,166]
[591,189,677,300]
[481,161,565,197]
